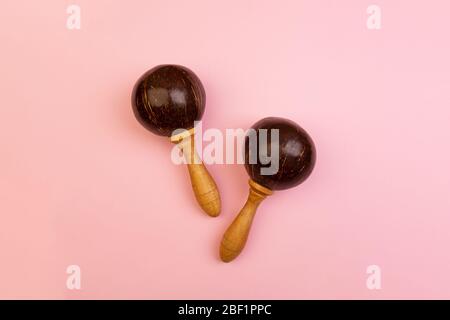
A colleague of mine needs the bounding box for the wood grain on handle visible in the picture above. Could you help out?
[171,128,221,217]
[220,180,273,262]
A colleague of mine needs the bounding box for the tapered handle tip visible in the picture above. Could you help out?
[198,188,221,217]
[220,237,241,262]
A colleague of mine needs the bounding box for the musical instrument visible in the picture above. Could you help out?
[132,65,221,217]
[220,117,316,261]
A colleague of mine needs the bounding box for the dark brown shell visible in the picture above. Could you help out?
[244,117,316,191]
[132,65,205,137]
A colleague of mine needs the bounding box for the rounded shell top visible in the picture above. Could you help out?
[244,117,316,191]
[132,65,206,137]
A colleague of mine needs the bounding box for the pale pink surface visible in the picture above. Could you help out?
[1,0,450,299]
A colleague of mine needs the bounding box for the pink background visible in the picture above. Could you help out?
[1,0,450,299]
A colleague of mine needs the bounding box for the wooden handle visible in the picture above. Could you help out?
[172,129,221,217]
[220,180,272,262]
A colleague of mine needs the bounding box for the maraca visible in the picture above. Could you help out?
[220,117,316,261]
[132,64,221,217]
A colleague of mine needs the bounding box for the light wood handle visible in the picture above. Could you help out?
[172,129,221,217]
[220,180,272,262]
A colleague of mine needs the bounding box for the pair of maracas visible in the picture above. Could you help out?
[132,65,316,262]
